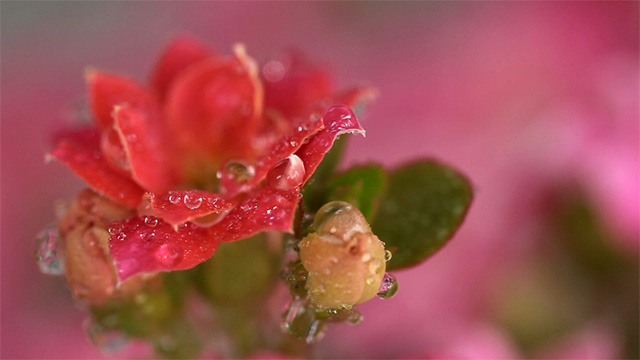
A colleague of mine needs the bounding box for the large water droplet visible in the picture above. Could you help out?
[376,273,399,299]
[155,244,182,267]
[221,160,255,184]
[183,194,203,209]
[267,154,306,191]
[83,318,128,353]
[35,225,64,275]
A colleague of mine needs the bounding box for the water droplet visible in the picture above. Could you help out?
[168,192,181,205]
[155,244,182,267]
[385,249,393,261]
[347,310,363,325]
[108,221,123,235]
[376,273,399,299]
[83,318,128,353]
[183,194,203,209]
[35,225,64,275]
[143,216,158,227]
[323,104,356,130]
[221,160,255,184]
[266,154,306,191]
[281,299,327,344]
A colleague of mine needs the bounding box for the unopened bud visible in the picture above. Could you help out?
[299,201,386,309]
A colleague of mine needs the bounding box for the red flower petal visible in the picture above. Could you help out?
[110,186,298,280]
[165,44,263,162]
[219,113,323,195]
[296,104,365,182]
[50,137,144,208]
[108,216,220,281]
[113,105,178,193]
[263,51,334,118]
[86,70,156,132]
[140,190,237,227]
[150,35,214,102]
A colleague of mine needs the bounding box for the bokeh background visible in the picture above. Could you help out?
[2,1,638,358]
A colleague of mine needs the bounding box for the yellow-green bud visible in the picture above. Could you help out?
[299,201,386,309]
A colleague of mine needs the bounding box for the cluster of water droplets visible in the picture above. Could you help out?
[35,224,64,276]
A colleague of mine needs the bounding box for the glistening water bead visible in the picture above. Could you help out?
[35,225,64,275]
[376,273,399,299]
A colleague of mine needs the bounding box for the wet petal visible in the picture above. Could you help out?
[150,35,214,101]
[108,217,220,281]
[219,113,323,195]
[140,190,237,227]
[86,70,156,132]
[50,138,145,208]
[110,187,298,280]
[263,51,334,118]
[296,104,365,182]
[165,44,263,162]
[113,105,178,193]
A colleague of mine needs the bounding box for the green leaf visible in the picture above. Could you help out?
[372,160,473,270]
[324,164,388,222]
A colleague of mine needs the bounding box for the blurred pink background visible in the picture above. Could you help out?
[1,2,638,359]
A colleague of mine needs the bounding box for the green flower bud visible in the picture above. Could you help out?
[299,201,386,309]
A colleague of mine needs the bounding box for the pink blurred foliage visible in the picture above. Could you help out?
[1,2,637,359]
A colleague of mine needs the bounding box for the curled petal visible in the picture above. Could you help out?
[86,70,155,132]
[263,51,334,118]
[50,138,144,208]
[150,35,214,101]
[110,186,298,280]
[220,113,323,195]
[165,44,263,162]
[108,217,221,281]
[296,104,365,182]
[140,190,237,227]
[113,105,178,193]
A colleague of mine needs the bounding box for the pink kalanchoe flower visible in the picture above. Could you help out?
[51,36,372,282]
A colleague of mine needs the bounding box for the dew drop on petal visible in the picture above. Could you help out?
[168,191,181,205]
[143,216,158,227]
[376,273,399,299]
[83,318,128,353]
[183,194,203,209]
[221,160,255,184]
[108,221,123,235]
[267,154,306,191]
[155,243,182,267]
[35,225,64,276]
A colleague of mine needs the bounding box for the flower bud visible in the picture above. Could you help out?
[57,189,150,305]
[299,201,386,309]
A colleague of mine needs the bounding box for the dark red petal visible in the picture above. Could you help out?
[219,113,323,195]
[113,105,178,193]
[140,190,237,227]
[109,186,298,280]
[150,35,214,102]
[86,70,156,132]
[108,216,220,281]
[296,104,365,183]
[165,45,263,162]
[263,51,334,118]
[50,139,144,208]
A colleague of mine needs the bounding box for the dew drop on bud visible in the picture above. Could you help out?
[183,194,203,209]
[376,273,399,299]
[35,225,64,276]
[143,216,158,227]
[221,160,255,184]
[83,318,128,353]
[267,154,306,191]
[281,298,327,344]
[155,243,182,267]
[385,249,393,261]
[108,221,123,235]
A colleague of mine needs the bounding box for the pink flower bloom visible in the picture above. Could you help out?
[51,36,371,281]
